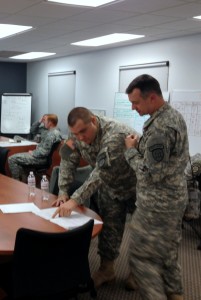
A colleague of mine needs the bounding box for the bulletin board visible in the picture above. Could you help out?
[1,93,32,134]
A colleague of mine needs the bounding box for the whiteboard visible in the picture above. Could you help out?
[1,93,32,134]
[113,92,149,134]
[170,90,201,156]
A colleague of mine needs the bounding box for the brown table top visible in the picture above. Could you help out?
[0,174,102,255]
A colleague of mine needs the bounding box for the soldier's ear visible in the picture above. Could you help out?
[91,116,96,125]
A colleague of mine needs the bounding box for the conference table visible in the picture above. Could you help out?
[0,136,37,176]
[0,174,102,256]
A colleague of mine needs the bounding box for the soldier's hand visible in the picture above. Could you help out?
[66,139,75,150]
[39,115,46,124]
[125,134,139,149]
[52,195,69,207]
[52,199,78,218]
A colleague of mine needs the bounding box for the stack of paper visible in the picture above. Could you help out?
[0,203,103,230]
[34,207,103,229]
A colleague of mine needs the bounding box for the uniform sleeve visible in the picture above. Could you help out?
[125,128,176,184]
[30,121,40,135]
[58,143,81,197]
[71,133,129,204]
[70,167,102,204]
[58,142,102,202]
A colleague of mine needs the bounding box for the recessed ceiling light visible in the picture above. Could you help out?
[10,52,56,60]
[71,33,145,47]
[193,15,201,20]
[46,0,117,7]
[0,24,33,39]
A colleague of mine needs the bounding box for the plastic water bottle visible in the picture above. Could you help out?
[27,171,36,197]
[41,175,49,201]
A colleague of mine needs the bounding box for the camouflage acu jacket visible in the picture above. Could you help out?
[58,116,137,205]
[125,102,189,213]
[32,127,62,158]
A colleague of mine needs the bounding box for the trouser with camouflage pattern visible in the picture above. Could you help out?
[8,153,47,180]
[94,187,135,261]
[129,208,184,300]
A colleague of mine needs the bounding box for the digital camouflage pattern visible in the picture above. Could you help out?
[184,153,201,220]
[185,152,201,180]
[125,102,189,213]
[30,120,48,141]
[8,128,62,180]
[129,208,184,300]
[59,115,137,260]
[125,102,189,299]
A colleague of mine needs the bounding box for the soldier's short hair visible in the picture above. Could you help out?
[126,74,162,98]
[46,114,58,126]
[68,107,94,127]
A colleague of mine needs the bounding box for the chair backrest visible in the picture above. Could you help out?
[44,140,62,168]
[0,147,9,175]
[12,219,94,299]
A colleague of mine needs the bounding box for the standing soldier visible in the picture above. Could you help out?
[52,107,137,288]
[124,74,189,300]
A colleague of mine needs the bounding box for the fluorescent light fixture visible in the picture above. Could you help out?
[47,0,117,7]
[10,52,56,60]
[71,33,145,47]
[193,15,201,20]
[0,24,32,39]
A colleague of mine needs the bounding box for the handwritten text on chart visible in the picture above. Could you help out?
[171,101,201,137]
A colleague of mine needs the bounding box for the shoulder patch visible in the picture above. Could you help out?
[149,144,164,162]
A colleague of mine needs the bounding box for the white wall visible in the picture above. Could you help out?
[27,33,201,122]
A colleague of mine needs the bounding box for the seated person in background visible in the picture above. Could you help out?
[8,114,62,181]
[29,114,48,141]
[13,114,48,142]
[184,153,201,220]
[185,153,201,182]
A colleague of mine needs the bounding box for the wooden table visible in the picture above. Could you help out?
[0,136,37,176]
[0,174,102,255]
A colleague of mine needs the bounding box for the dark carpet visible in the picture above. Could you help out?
[80,218,201,300]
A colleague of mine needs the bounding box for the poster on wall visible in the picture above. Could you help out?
[113,92,149,134]
[170,90,201,155]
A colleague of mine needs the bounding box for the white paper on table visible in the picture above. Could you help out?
[34,207,58,220]
[0,202,40,214]
[33,207,103,229]
[0,140,37,147]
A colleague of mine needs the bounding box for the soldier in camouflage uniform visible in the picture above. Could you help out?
[185,153,201,180]
[52,107,137,288]
[29,114,48,141]
[8,114,62,181]
[124,75,189,300]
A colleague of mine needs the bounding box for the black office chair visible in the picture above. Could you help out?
[0,219,96,300]
[0,147,10,175]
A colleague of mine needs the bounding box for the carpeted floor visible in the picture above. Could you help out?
[80,218,201,300]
